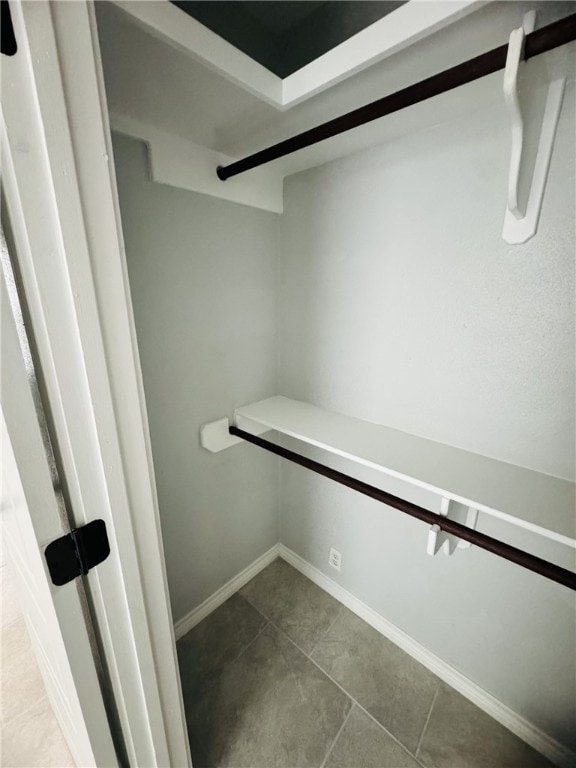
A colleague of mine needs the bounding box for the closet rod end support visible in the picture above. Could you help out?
[200,417,242,452]
[427,500,478,557]
[200,412,272,452]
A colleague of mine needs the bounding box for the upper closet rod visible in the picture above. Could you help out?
[217,13,576,181]
[229,425,576,592]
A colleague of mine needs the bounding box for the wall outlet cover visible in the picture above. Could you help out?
[329,548,342,571]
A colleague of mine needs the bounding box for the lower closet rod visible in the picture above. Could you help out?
[229,425,576,591]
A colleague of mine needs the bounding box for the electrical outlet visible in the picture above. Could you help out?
[329,548,342,571]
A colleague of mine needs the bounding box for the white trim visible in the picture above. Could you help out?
[174,545,280,640]
[281,1,480,107]
[278,545,576,768]
[111,0,480,109]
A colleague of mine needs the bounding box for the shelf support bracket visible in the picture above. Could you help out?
[427,498,478,557]
[502,11,566,244]
[200,414,270,452]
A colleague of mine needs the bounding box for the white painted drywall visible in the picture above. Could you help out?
[112,135,279,622]
[277,80,576,749]
[105,6,575,750]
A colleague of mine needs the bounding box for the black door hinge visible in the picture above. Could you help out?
[45,519,110,586]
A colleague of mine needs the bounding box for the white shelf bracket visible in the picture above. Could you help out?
[200,417,242,453]
[502,11,566,244]
[200,413,271,452]
[427,498,478,557]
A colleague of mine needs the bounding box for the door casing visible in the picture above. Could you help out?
[1,2,191,765]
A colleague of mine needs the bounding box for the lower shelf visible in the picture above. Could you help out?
[203,396,575,549]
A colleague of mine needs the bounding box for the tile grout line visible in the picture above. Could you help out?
[183,568,563,768]
[318,702,354,768]
[263,613,427,767]
[237,590,268,617]
[177,599,269,704]
[307,649,429,768]
[240,583,429,766]
[240,571,342,660]
[229,574,432,767]
[192,576,432,768]
[179,615,271,763]
[306,643,424,765]
[189,585,350,767]
[415,684,440,761]
[227,617,270,668]
[238,591,291,643]
[307,603,344,659]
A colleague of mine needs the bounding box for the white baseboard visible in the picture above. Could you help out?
[172,542,574,768]
[278,544,575,768]
[174,544,280,640]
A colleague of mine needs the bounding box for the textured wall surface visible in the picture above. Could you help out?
[278,83,576,749]
[113,135,279,622]
[111,44,575,752]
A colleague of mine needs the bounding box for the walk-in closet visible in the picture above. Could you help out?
[94,2,575,765]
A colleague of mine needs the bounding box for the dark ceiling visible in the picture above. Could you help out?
[171,1,408,78]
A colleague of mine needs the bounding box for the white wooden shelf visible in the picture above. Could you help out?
[230,396,575,548]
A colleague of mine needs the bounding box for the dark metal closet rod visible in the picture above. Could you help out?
[229,425,576,591]
[217,13,576,181]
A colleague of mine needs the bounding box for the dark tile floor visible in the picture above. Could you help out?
[177,559,553,768]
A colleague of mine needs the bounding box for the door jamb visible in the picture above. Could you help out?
[1,2,191,765]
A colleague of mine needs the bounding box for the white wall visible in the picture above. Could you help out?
[108,22,576,751]
[112,135,279,622]
[278,80,576,749]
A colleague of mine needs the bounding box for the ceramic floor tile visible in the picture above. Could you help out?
[239,559,341,653]
[0,695,75,767]
[417,684,554,768]
[188,623,352,768]
[1,618,47,724]
[0,565,21,629]
[177,592,267,701]
[326,705,422,768]
[312,607,439,754]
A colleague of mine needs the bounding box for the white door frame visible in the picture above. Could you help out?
[1,232,118,768]
[1,1,190,765]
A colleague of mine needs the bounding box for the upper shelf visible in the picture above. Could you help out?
[234,396,575,548]
[101,1,576,213]
[110,0,479,109]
